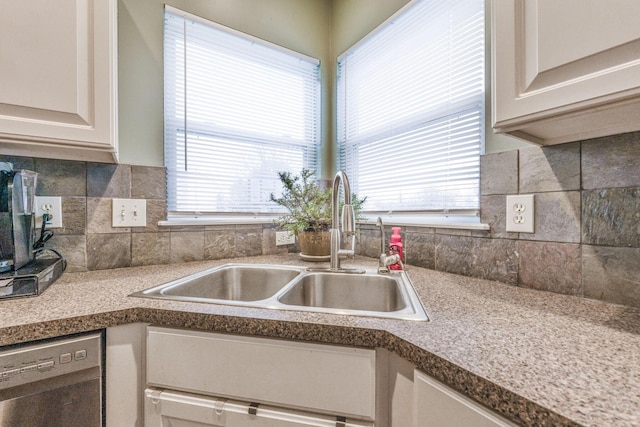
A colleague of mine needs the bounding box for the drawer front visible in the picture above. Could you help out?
[144,388,374,427]
[146,327,376,420]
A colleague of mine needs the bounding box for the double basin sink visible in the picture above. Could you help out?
[131,264,429,321]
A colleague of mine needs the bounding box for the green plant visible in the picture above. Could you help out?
[269,169,366,234]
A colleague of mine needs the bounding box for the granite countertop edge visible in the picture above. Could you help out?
[1,254,639,427]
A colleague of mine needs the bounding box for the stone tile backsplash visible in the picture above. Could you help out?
[2,130,639,309]
[479,150,519,195]
[582,245,640,306]
[582,188,640,247]
[581,132,640,189]
[518,142,581,193]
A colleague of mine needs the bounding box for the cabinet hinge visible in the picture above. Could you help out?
[248,402,260,416]
[336,415,347,427]
[213,398,227,415]
[149,389,162,405]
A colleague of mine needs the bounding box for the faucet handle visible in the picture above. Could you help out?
[338,235,356,261]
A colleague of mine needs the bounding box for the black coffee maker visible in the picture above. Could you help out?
[1,163,65,298]
[0,167,37,272]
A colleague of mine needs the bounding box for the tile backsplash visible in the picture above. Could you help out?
[2,130,638,309]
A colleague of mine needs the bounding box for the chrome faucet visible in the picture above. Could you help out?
[329,171,358,271]
[376,217,402,273]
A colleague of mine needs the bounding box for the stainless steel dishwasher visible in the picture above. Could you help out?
[0,332,103,427]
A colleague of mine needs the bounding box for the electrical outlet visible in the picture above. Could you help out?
[275,231,295,246]
[35,196,63,229]
[112,199,147,227]
[505,194,535,233]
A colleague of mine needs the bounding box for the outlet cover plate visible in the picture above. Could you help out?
[35,196,63,229]
[112,198,147,227]
[506,194,535,233]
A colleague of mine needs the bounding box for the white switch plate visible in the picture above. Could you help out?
[275,231,295,246]
[506,194,535,233]
[35,196,63,228]
[112,198,147,227]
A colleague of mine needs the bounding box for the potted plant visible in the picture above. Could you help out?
[269,169,366,257]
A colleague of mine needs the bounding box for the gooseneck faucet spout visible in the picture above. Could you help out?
[330,171,356,271]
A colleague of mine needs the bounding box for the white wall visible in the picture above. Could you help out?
[330,0,411,57]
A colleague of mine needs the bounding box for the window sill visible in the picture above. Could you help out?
[159,214,490,231]
[360,214,489,231]
[159,215,278,227]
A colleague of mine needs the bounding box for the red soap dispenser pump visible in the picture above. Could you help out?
[389,227,403,270]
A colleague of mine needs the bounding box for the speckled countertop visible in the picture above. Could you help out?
[1,254,639,427]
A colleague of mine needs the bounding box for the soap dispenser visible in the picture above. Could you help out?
[389,227,403,270]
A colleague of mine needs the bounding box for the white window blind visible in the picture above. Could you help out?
[337,0,484,213]
[164,6,321,214]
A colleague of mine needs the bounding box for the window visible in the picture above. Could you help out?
[337,0,484,214]
[164,6,321,215]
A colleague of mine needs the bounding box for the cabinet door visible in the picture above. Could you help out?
[413,370,515,427]
[492,0,640,145]
[146,327,376,421]
[0,0,118,162]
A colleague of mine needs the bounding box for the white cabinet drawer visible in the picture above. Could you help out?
[144,388,374,427]
[146,326,376,420]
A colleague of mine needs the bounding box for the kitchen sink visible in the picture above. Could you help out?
[277,271,428,320]
[278,272,405,312]
[130,264,302,303]
[130,263,429,321]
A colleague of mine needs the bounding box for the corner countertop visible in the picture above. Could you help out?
[0,254,638,427]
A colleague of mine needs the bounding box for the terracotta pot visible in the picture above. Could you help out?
[297,231,330,256]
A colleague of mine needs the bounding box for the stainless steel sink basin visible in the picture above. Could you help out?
[278,272,405,312]
[130,263,429,321]
[277,272,428,320]
[130,264,302,303]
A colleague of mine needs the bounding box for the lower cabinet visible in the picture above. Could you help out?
[145,326,376,427]
[106,324,520,427]
[413,370,516,427]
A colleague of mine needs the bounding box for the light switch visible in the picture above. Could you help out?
[112,199,147,227]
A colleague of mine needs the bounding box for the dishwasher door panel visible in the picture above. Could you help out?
[0,333,103,427]
[144,388,373,427]
[0,376,101,427]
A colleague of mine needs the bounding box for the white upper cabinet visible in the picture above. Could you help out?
[0,0,118,162]
[492,0,640,145]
